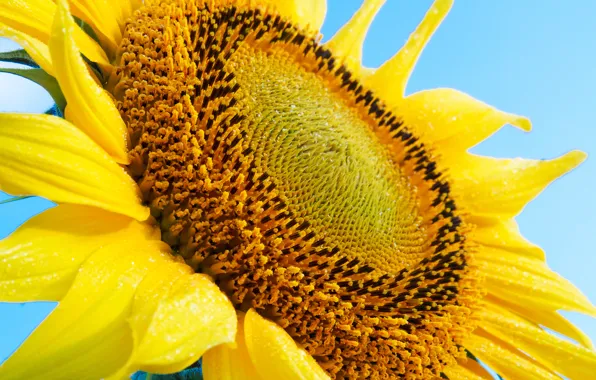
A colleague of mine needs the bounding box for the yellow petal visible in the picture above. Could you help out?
[105,258,187,379]
[256,0,326,31]
[0,204,157,302]
[325,0,385,74]
[50,0,128,163]
[0,22,54,76]
[399,88,530,156]
[67,0,122,53]
[451,151,586,219]
[114,268,237,376]
[477,248,595,316]
[479,304,596,379]
[0,113,148,221]
[203,313,262,380]
[0,0,55,41]
[0,239,172,380]
[366,0,452,101]
[486,294,594,350]
[465,330,559,380]
[470,216,545,260]
[442,362,487,380]
[244,309,329,380]
[0,0,109,66]
[105,0,137,30]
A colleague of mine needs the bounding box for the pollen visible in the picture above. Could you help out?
[112,0,478,377]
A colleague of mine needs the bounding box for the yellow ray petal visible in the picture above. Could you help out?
[112,267,237,376]
[450,151,586,219]
[50,0,128,163]
[67,0,122,53]
[0,22,54,76]
[399,88,530,156]
[105,0,139,30]
[477,328,561,377]
[477,249,595,316]
[0,0,109,66]
[255,0,326,32]
[105,259,187,379]
[470,216,545,260]
[203,313,262,380]
[244,309,329,380]
[479,304,596,379]
[486,294,594,350]
[0,240,172,380]
[0,113,148,221]
[325,0,385,74]
[465,330,560,380]
[366,0,452,102]
[0,0,55,41]
[0,204,157,302]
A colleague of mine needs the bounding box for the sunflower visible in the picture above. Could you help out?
[0,0,594,378]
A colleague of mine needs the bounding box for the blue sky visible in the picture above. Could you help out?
[1,0,595,369]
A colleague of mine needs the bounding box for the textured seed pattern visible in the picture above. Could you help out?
[113,1,478,377]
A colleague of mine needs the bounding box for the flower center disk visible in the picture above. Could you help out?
[114,1,476,377]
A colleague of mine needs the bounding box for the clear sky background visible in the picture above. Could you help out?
[1,0,595,369]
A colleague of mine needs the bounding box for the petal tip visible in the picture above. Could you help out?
[114,151,131,165]
[562,150,588,169]
[513,115,532,132]
[367,0,453,100]
[435,0,455,13]
[132,206,151,222]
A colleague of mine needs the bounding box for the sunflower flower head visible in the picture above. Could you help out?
[0,0,594,379]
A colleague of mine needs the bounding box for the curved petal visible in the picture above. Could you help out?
[51,0,128,163]
[477,250,596,316]
[465,330,559,380]
[470,216,545,260]
[244,309,329,380]
[0,22,53,76]
[0,0,55,41]
[0,239,172,380]
[366,0,452,101]
[0,0,108,66]
[399,88,530,157]
[325,0,385,75]
[66,0,121,53]
[479,304,596,379]
[110,267,237,377]
[450,151,586,219]
[0,113,148,221]
[203,313,262,380]
[486,295,593,349]
[0,204,157,302]
[106,0,141,29]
